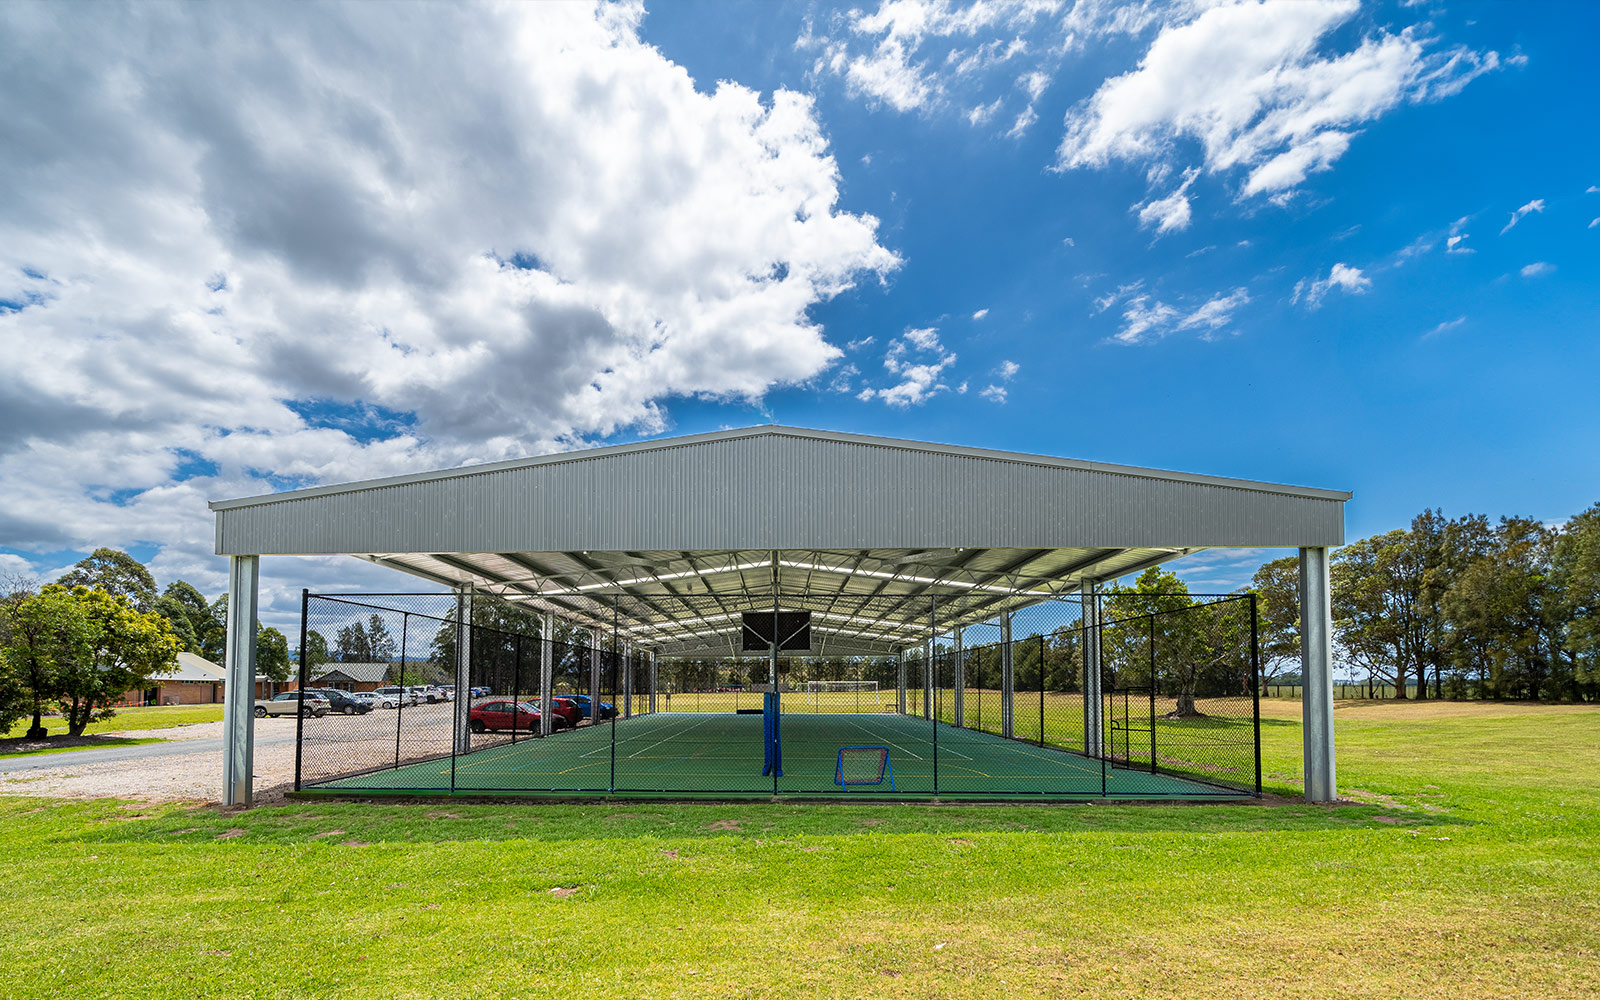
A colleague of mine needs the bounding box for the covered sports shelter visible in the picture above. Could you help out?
[209,426,1347,805]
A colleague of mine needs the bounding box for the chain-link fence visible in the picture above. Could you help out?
[293,589,1259,798]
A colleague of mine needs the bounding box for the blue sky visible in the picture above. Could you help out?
[1,1,1596,623]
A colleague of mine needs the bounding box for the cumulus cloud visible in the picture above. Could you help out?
[1112,287,1250,345]
[860,327,958,406]
[1057,1,1499,203]
[0,3,898,602]
[972,308,989,320]
[1293,263,1372,307]
[980,384,1008,403]
[1520,261,1554,277]
[1500,198,1546,234]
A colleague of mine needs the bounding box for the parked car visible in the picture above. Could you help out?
[468,700,542,734]
[373,685,418,707]
[303,687,373,715]
[408,685,445,704]
[438,685,456,701]
[351,692,380,709]
[547,697,582,728]
[564,694,617,721]
[254,692,330,718]
[469,685,491,698]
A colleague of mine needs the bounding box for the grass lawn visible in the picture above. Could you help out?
[2,704,225,738]
[1,700,1596,999]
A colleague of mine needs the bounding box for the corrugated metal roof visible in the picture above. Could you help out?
[211,425,1348,554]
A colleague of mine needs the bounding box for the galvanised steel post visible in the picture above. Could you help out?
[1082,581,1102,758]
[1251,593,1263,798]
[395,613,407,768]
[221,554,259,807]
[1300,548,1337,802]
[953,625,965,728]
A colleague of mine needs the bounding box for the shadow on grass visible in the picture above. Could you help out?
[15,793,1475,849]
[0,735,165,759]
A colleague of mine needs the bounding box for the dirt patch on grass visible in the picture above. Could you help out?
[706,819,742,831]
[214,828,247,840]
[549,886,578,898]
[308,829,346,839]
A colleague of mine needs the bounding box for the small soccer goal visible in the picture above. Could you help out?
[834,745,894,791]
[804,680,879,693]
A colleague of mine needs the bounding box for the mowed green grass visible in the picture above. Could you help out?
[1,701,1597,999]
[3,704,225,738]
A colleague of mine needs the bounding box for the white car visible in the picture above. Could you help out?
[254,692,330,718]
[351,691,381,710]
[409,685,445,704]
[372,685,418,708]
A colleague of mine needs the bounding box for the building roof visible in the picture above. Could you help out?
[156,651,227,684]
[309,662,391,684]
[210,425,1350,656]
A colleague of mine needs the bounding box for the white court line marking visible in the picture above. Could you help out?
[625,714,719,759]
[834,715,930,761]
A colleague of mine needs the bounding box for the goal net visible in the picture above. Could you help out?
[804,680,880,693]
[835,746,894,789]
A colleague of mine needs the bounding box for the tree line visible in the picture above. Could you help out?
[1249,503,1600,701]
[0,548,291,738]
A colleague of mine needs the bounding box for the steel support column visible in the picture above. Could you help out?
[1300,547,1338,803]
[622,642,633,719]
[540,612,554,736]
[953,626,965,728]
[648,651,657,713]
[453,583,473,753]
[588,628,602,724]
[922,636,933,720]
[1083,581,1103,756]
[897,650,907,714]
[221,554,258,806]
[1000,612,1014,738]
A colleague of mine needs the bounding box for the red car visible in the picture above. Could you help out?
[468,700,542,733]
[548,697,582,728]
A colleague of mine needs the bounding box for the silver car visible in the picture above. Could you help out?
[254,692,330,718]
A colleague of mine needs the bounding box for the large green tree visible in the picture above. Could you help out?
[257,626,291,683]
[55,586,180,735]
[1251,555,1301,684]
[55,548,157,612]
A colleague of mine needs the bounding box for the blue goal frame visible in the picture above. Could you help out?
[834,746,894,790]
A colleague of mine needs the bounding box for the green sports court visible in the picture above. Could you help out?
[308,711,1245,799]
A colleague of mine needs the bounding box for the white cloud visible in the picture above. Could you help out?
[0,3,899,601]
[968,97,1004,125]
[1134,166,1199,233]
[1293,263,1371,307]
[1587,185,1598,194]
[1500,198,1546,234]
[1057,1,1499,205]
[861,326,957,406]
[1061,236,1076,247]
[1590,218,1599,229]
[1520,261,1554,277]
[980,384,1008,403]
[996,359,1020,379]
[972,308,989,320]
[1114,287,1250,345]
[1422,316,1466,338]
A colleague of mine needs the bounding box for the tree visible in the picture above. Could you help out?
[53,586,180,735]
[1251,555,1301,685]
[56,548,157,612]
[334,620,373,662]
[0,576,47,736]
[366,614,396,663]
[1553,503,1600,700]
[302,629,330,669]
[155,581,213,655]
[257,626,291,683]
[2,586,88,738]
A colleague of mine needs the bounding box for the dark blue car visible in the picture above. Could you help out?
[565,694,617,720]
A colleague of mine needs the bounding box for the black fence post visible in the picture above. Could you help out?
[1038,634,1045,748]
[295,589,308,791]
[928,592,934,796]
[1251,593,1262,798]
[610,596,618,794]
[1149,615,1157,775]
[512,634,521,746]
[396,613,407,770]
